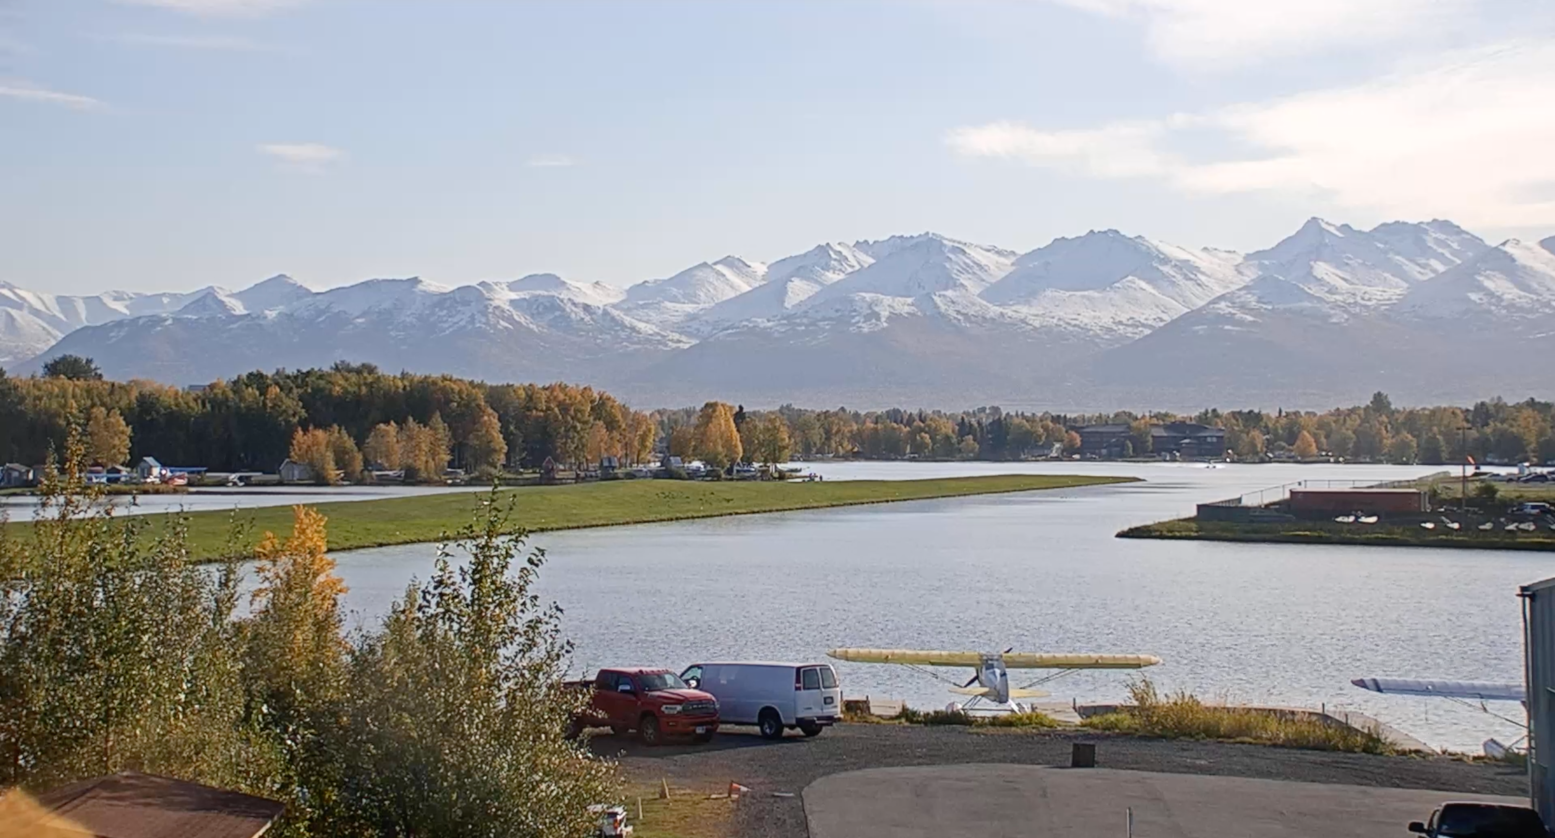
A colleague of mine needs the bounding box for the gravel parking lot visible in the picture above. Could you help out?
[599,724,1528,838]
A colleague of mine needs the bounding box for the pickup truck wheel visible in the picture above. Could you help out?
[639,715,662,746]
[798,721,823,737]
[758,709,784,740]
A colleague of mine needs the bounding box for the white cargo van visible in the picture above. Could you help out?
[679,661,841,739]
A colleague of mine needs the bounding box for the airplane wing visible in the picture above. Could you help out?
[828,649,983,667]
[827,649,1161,670]
[1351,677,1525,702]
[1001,653,1162,670]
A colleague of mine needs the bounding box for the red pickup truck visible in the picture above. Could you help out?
[568,668,720,745]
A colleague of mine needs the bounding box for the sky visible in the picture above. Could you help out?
[4,0,1555,295]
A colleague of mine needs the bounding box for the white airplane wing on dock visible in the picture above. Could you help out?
[1351,677,1525,702]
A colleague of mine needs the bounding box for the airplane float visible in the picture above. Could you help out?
[1351,676,1525,757]
[828,648,1162,713]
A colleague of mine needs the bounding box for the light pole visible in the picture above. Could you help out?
[1460,423,1471,508]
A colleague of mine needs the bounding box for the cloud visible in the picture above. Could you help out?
[259,142,344,173]
[97,32,272,51]
[1045,0,1468,69]
[0,81,102,109]
[526,154,576,168]
[948,40,1555,228]
[113,0,309,16]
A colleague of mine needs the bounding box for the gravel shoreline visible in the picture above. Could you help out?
[602,723,1528,838]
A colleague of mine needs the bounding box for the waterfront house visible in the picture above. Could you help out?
[1150,422,1227,459]
[1076,424,1131,458]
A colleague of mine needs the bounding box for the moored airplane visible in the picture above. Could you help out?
[828,648,1161,712]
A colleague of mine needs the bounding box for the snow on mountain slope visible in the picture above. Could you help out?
[499,273,625,306]
[1244,218,1488,306]
[615,256,768,327]
[0,281,205,363]
[0,308,61,365]
[27,273,689,384]
[976,230,1248,340]
[802,234,1016,308]
[1397,238,1555,322]
[984,230,1246,308]
[687,243,873,333]
[233,274,315,312]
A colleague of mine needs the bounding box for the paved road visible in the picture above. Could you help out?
[803,764,1527,838]
[608,724,1527,838]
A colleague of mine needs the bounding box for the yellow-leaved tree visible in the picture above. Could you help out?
[84,406,132,466]
[247,506,348,709]
[1293,430,1319,459]
[364,421,401,470]
[288,427,336,485]
[692,401,742,470]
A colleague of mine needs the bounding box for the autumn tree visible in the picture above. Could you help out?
[692,401,742,469]
[1292,429,1319,460]
[465,406,508,475]
[1387,431,1418,464]
[957,435,980,458]
[326,426,363,483]
[84,406,132,466]
[288,427,337,485]
[747,414,792,466]
[363,422,401,470]
[667,425,695,461]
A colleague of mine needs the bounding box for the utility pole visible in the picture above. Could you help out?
[1460,423,1471,508]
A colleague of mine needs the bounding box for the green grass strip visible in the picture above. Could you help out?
[20,473,1133,561]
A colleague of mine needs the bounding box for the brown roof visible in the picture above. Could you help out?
[35,772,284,838]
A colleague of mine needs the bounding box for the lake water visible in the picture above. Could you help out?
[307,460,1549,753]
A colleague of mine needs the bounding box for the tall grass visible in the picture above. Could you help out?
[1082,680,1392,754]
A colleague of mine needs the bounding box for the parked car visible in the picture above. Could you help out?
[567,668,719,745]
[679,661,841,739]
[1409,802,1548,837]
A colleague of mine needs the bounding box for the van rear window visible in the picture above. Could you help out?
[801,668,820,690]
[820,667,837,689]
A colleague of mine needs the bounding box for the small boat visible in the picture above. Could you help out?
[1444,521,1461,530]
[1520,522,1538,532]
[1334,515,1356,524]
[1420,522,1436,530]
[1507,523,1521,532]
[1358,515,1379,525]
[1479,522,1496,531]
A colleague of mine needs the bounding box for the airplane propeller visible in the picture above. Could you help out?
[963,648,1015,687]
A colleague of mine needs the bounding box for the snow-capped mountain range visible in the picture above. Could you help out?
[7,219,1555,410]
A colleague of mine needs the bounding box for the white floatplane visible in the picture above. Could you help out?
[828,648,1161,713]
[1352,676,1526,756]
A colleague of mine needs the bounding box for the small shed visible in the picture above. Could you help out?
[33,771,284,838]
[134,457,164,481]
[278,459,315,485]
[2,463,35,488]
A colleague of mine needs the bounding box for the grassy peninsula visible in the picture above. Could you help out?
[62,473,1133,561]
[1119,517,1555,551]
